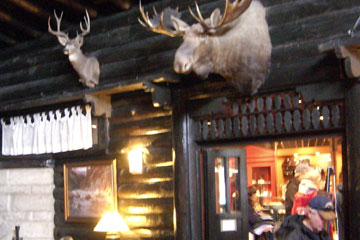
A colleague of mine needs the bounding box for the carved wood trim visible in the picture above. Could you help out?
[84,94,112,117]
[191,91,344,142]
[335,45,360,78]
[319,35,360,79]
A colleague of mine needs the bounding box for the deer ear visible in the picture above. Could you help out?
[57,36,68,46]
[210,8,221,27]
[171,16,189,32]
[77,36,84,47]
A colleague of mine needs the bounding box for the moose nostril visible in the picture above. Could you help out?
[174,62,180,73]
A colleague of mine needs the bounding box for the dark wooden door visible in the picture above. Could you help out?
[204,149,249,240]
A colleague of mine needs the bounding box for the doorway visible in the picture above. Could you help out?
[201,136,343,240]
[203,148,249,240]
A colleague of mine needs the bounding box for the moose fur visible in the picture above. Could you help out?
[139,0,272,95]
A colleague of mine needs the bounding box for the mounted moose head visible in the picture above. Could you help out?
[138,0,271,95]
[48,10,100,88]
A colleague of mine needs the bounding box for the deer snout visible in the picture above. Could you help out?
[63,49,70,55]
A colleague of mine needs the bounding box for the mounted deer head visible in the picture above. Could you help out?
[48,10,100,88]
[139,0,272,95]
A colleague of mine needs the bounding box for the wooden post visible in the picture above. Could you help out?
[172,89,191,240]
[172,89,202,240]
[344,79,360,240]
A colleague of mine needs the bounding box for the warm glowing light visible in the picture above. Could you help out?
[152,161,173,167]
[92,124,97,129]
[128,207,152,214]
[319,116,324,121]
[315,152,320,156]
[294,153,299,157]
[128,149,143,174]
[94,212,129,239]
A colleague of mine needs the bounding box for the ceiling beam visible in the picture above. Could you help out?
[54,0,98,17]
[110,0,131,10]
[7,0,50,19]
[0,10,42,38]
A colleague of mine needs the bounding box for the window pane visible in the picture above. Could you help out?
[215,157,226,213]
[229,157,240,213]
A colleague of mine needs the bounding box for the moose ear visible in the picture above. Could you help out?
[210,8,221,27]
[57,36,68,46]
[171,15,189,32]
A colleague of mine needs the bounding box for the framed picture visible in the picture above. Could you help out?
[63,159,117,222]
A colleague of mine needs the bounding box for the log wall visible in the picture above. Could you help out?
[0,0,358,110]
[51,90,173,240]
[1,0,360,240]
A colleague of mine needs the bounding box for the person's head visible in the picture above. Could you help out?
[304,196,336,233]
[302,169,322,190]
[248,185,258,206]
[294,163,311,180]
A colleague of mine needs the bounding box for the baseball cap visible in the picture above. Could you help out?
[308,195,336,220]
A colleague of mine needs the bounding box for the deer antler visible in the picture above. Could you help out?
[138,1,184,37]
[79,10,91,37]
[189,0,252,32]
[48,10,69,41]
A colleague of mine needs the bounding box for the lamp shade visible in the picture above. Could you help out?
[94,212,129,232]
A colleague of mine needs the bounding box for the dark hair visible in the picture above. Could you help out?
[248,186,257,195]
[248,186,257,206]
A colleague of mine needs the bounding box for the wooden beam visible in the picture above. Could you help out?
[84,94,112,118]
[54,0,98,17]
[319,34,360,79]
[0,10,42,38]
[7,0,49,19]
[335,45,360,78]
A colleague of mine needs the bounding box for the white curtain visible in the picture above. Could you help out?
[1,105,93,155]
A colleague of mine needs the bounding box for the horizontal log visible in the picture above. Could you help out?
[0,155,54,169]
[54,171,64,188]
[267,0,359,26]
[118,166,173,183]
[111,106,172,124]
[0,60,72,87]
[54,187,65,199]
[118,198,173,215]
[54,199,65,213]
[110,116,172,138]
[119,228,174,240]
[122,213,173,228]
[117,182,173,199]
[264,53,341,89]
[54,227,102,240]
[109,132,172,153]
[270,6,360,47]
[111,90,153,107]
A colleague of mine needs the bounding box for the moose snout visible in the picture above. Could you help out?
[174,57,192,74]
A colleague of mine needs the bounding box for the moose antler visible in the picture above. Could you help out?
[189,0,252,32]
[48,10,69,41]
[138,1,184,37]
[79,10,91,37]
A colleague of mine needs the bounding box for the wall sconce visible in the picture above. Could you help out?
[94,212,129,240]
[128,147,149,174]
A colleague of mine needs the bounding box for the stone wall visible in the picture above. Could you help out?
[0,168,55,240]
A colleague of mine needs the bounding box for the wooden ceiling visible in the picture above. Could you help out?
[0,0,156,49]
